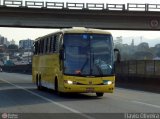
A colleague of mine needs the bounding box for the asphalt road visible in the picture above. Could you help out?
[0,72,160,119]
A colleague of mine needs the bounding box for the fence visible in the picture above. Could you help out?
[115,60,160,87]
[115,60,160,77]
[115,60,160,92]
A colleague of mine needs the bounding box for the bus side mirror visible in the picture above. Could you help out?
[114,48,121,63]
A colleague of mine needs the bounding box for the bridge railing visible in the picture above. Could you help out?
[66,3,85,10]
[25,1,44,8]
[3,0,22,7]
[45,2,64,9]
[2,0,160,12]
[127,3,148,11]
[148,4,160,11]
[106,4,125,11]
[86,3,104,10]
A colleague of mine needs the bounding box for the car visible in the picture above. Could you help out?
[0,68,2,72]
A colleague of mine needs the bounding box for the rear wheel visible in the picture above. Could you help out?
[36,75,42,90]
[96,93,104,97]
[36,75,40,90]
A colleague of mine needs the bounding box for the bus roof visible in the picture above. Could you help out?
[35,27,111,41]
[62,27,111,34]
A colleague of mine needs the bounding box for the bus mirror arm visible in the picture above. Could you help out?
[114,48,121,63]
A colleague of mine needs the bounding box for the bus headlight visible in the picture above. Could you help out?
[64,80,77,84]
[103,80,112,85]
[67,80,73,84]
[65,80,73,84]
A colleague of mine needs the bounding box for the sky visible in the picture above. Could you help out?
[1,0,160,46]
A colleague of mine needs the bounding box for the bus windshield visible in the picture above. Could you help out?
[63,34,114,76]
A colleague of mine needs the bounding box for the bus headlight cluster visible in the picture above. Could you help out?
[103,80,113,85]
[67,80,73,84]
[64,80,76,84]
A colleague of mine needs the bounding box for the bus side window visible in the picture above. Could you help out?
[59,34,63,50]
[42,40,44,54]
[34,42,36,54]
[45,38,48,53]
[54,35,59,52]
[34,41,38,54]
[38,41,41,54]
[43,39,46,54]
[39,40,42,54]
[49,37,53,53]
[55,34,62,52]
[47,38,50,53]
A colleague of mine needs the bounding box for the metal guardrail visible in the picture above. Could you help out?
[1,0,160,12]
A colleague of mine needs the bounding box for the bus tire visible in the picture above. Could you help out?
[38,75,43,90]
[55,78,63,96]
[96,93,104,97]
[55,78,58,93]
[36,75,40,90]
[36,75,43,90]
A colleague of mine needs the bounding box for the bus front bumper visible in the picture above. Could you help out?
[62,84,114,93]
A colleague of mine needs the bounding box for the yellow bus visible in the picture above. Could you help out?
[32,27,119,97]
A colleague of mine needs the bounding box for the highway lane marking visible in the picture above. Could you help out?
[0,78,95,119]
[132,101,160,109]
[116,87,159,95]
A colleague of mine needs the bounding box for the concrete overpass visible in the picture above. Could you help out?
[0,1,160,30]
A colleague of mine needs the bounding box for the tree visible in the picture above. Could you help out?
[133,51,153,60]
[137,42,149,51]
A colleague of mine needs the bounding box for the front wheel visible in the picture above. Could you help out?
[54,78,63,96]
[55,78,58,93]
[96,93,104,97]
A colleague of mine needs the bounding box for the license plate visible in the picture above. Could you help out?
[86,87,94,92]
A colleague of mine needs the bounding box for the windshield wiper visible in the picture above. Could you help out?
[92,51,104,76]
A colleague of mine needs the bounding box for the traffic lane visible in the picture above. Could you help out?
[114,87,160,106]
[1,73,160,113]
[0,82,72,113]
[0,78,97,119]
[0,72,32,83]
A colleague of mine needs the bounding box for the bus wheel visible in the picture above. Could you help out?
[38,75,43,90]
[96,93,104,97]
[36,75,42,90]
[55,78,63,96]
[55,78,58,93]
[36,75,40,90]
